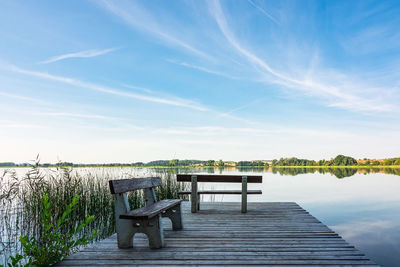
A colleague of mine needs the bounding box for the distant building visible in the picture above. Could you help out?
[223,161,237,167]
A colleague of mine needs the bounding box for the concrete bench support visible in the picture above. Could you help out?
[161,204,183,230]
[110,177,183,249]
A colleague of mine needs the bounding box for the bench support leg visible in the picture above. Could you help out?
[144,216,164,249]
[116,216,164,249]
[162,204,183,230]
[114,193,136,248]
[116,219,135,249]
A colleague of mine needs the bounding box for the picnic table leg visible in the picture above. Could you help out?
[241,176,247,213]
[197,193,200,210]
[191,175,198,213]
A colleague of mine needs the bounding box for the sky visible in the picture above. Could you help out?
[0,0,399,163]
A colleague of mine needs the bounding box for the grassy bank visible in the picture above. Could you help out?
[0,164,187,265]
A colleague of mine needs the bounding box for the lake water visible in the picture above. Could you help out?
[2,166,399,266]
[152,167,399,267]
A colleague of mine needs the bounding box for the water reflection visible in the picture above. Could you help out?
[267,166,399,178]
[2,166,399,266]
[271,167,358,178]
[148,166,400,266]
[153,166,400,179]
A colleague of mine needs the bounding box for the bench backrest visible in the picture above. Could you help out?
[109,177,162,194]
[110,177,162,217]
[177,174,262,183]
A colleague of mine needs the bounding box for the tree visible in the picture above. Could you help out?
[329,155,357,166]
[168,159,179,166]
[216,160,224,167]
[204,160,215,166]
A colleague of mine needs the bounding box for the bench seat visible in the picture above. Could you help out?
[109,177,183,249]
[178,190,262,195]
[120,199,183,220]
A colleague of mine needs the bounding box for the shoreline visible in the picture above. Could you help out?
[2,165,400,169]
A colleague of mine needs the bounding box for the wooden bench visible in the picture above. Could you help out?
[177,174,262,213]
[109,177,183,249]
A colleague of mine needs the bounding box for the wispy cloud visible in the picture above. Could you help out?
[0,91,49,105]
[167,59,241,80]
[209,0,397,113]
[97,0,211,60]
[247,0,280,25]
[0,121,43,129]
[36,111,121,121]
[3,64,209,112]
[218,98,264,117]
[1,63,263,126]
[38,48,119,64]
[152,125,356,139]
[120,83,153,94]
[332,219,396,239]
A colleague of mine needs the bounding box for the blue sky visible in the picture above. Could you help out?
[0,0,399,163]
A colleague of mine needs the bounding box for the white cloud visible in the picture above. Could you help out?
[36,112,121,121]
[218,98,264,117]
[0,121,42,129]
[167,59,242,80]
[3,64,209,112]
[247,0,280,25]
[120,83,153,94]
[209,0,398,113]
[332,219,396,239]
[97,0,210,60]
[0,91,49,105]
[38,48,118,64]
[152,125,356,139]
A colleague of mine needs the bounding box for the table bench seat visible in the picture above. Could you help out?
[177,174,263,213]
[120,199,183,220]
[178,190,262,195]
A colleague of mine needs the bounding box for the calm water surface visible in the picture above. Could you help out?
[4,167,400,266]
[160,167,399,267]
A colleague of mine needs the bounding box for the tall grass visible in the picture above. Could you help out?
[0,163,187,265]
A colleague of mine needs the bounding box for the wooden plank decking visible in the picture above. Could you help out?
[58,202,377,266]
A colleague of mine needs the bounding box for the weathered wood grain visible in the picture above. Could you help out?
[177,174,262,183]
[109,177,162,194]
[57,202,377,266]
[241,176,247,213]
[119,199,183,219]
[178,190,262,195]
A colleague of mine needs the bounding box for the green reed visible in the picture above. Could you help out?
[0,163,188,265]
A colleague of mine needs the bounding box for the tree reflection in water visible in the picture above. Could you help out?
[271,167,400,178]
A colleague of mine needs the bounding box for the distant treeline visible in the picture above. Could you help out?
[1,155,399,168]
[272,155,400,167]
[271,167,400,178]
[0,159,269,168]
[272,155,357,167]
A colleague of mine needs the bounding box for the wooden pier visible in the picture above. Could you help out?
[58,202,377,266]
